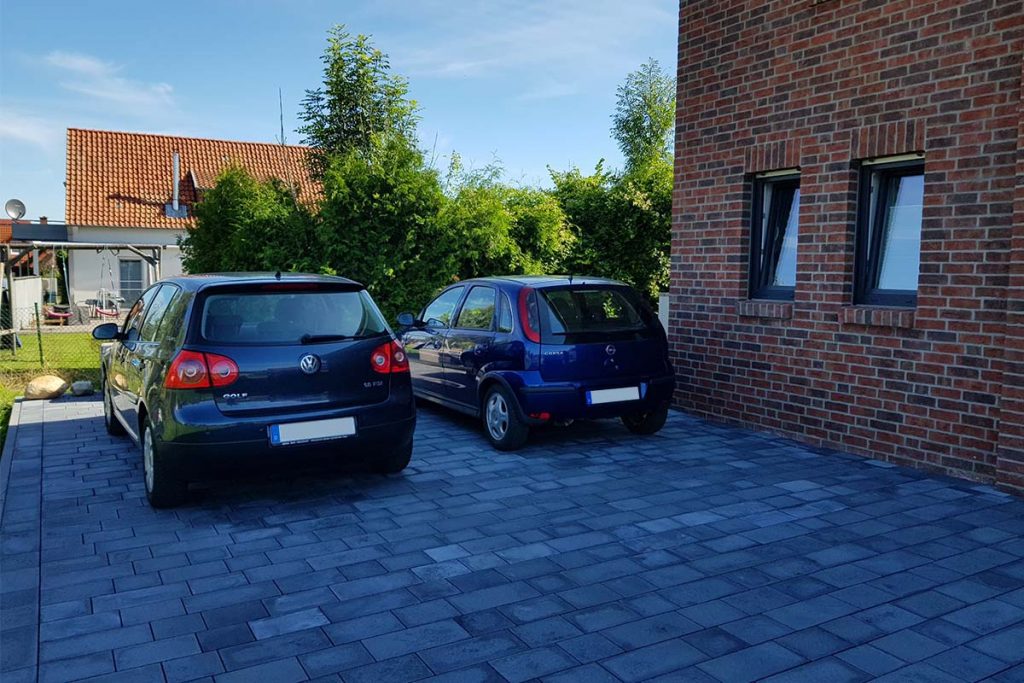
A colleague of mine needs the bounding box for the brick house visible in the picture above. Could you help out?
[670,1,1023,492]
[64,129,311,306]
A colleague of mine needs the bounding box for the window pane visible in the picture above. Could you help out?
[498,293,513,333]
[456,286,496,330]
[877,174,923,291]
[753,178,799,296]
[123,286,158,342]
[772,187,800,287]
[200,290,387,344]
[421,287,464,328]
[119,260,144,305]
[139,285,176,342]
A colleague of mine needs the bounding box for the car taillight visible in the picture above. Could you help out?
[206,353,239,387]
[518,287,541,343]
[165,350,238,389]
[371,340,409,374]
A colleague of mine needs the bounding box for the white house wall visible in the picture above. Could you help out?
[67,226,186,306]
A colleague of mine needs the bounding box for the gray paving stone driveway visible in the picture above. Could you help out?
[2,397,1024,683]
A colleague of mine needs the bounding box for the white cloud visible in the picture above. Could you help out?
[0,109,62,150]
[391,0,675,86]
[43,50,175,111]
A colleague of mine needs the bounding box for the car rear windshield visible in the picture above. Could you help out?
[199,288,388,344]
[537,286,658,344]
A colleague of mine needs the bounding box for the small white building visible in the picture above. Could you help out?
[64,128,311,305]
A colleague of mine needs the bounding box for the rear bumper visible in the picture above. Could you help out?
[154,385,415,476]
[515,373,675,421]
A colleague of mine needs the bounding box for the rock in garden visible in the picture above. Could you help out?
[25,375,69,400]
[71,381,95,396]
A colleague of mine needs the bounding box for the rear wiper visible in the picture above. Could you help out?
[300,332,385,344]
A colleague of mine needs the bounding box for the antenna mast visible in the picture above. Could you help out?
[278,87,298,202]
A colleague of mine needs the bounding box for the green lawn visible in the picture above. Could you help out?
[0,332,103,450]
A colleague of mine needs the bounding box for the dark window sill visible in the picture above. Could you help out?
[736,300,793,320]
[841,306,915,329]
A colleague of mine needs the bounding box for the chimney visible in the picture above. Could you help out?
[39,216,48,224]
[172,152,180,211]
[164,152,188,218]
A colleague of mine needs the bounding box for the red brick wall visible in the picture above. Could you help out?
[671,0,1024,491]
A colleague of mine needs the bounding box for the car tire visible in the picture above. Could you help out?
[375,438,413,475]
[482,384,529,451]
[103,377,126,436]
[142,423,186,508]
[622,405,669,435]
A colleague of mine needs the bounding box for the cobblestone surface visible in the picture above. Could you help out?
[2,397,1023,682]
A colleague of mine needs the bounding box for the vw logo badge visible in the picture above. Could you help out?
[299,354,320,375]
[605,344,616,356]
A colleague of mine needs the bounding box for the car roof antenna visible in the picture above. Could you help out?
[569,274,573,284]
[275,270,282,280]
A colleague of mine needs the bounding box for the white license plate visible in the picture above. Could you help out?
[269,417,356,446]
[587,386,641,405]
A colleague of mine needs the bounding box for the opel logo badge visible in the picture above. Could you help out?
[605,344,616,356]
[299,354,320,375]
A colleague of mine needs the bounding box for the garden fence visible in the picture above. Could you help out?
[0,303,111,375]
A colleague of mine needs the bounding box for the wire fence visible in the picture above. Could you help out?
[0,303,114,377]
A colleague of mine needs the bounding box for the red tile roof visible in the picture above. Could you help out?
[65,128,315,229]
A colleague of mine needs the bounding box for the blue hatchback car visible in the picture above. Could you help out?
[397,276,675,450]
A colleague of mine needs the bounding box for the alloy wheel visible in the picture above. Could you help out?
[143,427,154,493]
[486,392,509,441]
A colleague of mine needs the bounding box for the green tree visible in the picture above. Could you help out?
[611,58,675,171]
[317,138,450,318]
[180,165,318,275]
[554,59,675,302]
[439,157,574,280]
[299,25,419,177]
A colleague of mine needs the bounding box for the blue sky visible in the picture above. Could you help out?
[0,0,677,222]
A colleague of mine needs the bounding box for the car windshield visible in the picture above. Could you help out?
[200,289,388,344]
[537,286,656,344]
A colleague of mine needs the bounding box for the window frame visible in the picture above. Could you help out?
[452,285,497,332]
[121,285,160,343]
[749,171,800,301]
[420,286,466,330]
[854,158,925,308]
[497,292,515,334]
[138,284,179,343]
[118,258,145,306]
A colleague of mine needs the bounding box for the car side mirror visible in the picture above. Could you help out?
[397,312,417,328]
[426,317,447,330]
[92,322,122,341]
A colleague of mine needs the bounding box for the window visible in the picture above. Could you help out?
[139,285,177,342]
[156,289,191,347]
[855,158,924,306]
[119,259,145,305]
[199,290,387,344]
[421,287,464,328]
[750,172,800,300]
[537,287,656,344]
[122,286,159,343]
[497,293,514,333]
[455,286,496,330]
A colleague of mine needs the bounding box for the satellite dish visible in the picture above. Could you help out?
[5,199,26,220]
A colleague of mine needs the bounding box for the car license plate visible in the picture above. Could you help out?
[269,417,356,446]
[587,386,641,405]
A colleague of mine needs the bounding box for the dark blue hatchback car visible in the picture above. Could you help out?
[93,273,416,508]
[397,276,675,450]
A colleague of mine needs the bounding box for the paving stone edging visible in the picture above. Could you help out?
[0,398,23,527]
